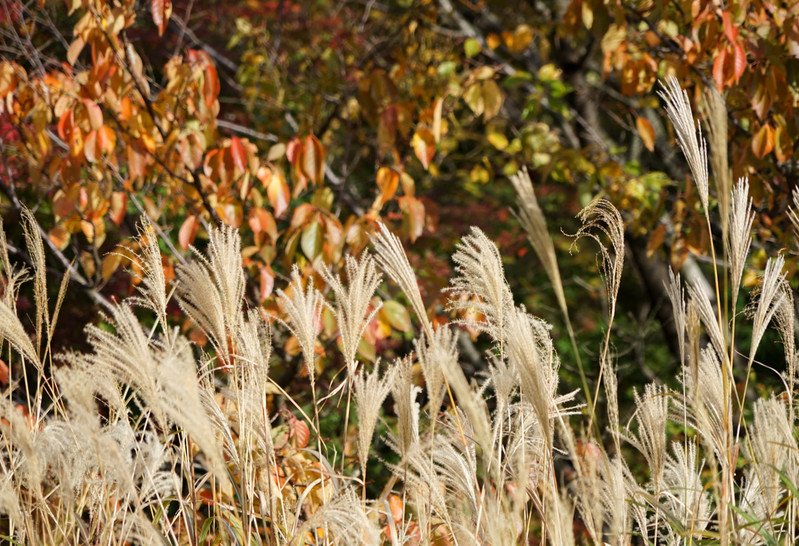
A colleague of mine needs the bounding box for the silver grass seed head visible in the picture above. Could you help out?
[660,76,710,213]
[322,252,382,373]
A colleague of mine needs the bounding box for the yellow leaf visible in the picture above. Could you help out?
[487,131,508,150]
[376,167,399,201]
[482,80,503,120]
[101,252,123,281]
[412,129,436,170]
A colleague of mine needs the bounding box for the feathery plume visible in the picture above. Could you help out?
[128,219,170,331]
[660,76,710,212]
[353,360,395,477]
[21,207,48,356]
[276,266,323,382]
[747,255,788,363]
[665,268,687,367]
[0,298,40,368]
[391,356,421,458]
[572,198,625,325]
[661,441,711,539]
[687,279,727,367]
[415,326,455,417]
[789,186,799,243]
[509,168,568,316]
[176,225,246,361]
[322,252,382,373]
[727,178,755,308]
[447,227,514,345]
[623,382,669,490]
[371,222,432,337]
[749,397,796,520]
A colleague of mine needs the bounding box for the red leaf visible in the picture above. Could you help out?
[722,11,738,43]
[399,196,425,242]
[733,42,746,83]
[248,207,277,243]
[713,48,727,90]
[57,109,73,141]
[286,137,301,164]
[259,265,275,301]
[83,129,98,162]
[151,0,172,36]
[230,136,247,173]
[203,63,219,108]
[179,215,199,250]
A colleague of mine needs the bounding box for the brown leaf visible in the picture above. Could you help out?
[299,134,325,186]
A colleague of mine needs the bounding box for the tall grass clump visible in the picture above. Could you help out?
[0,79,796,545]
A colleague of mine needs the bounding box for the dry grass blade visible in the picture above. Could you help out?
[660,76,709,212]
[371,222,432,338]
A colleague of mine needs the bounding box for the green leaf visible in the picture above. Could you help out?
[382,300,412,332]
[301,221,323,260]
[464,38,482,58]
